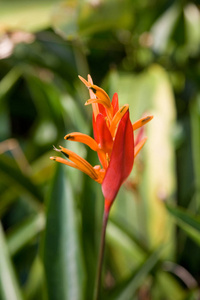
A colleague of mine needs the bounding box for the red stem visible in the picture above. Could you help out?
[93,209,109,300]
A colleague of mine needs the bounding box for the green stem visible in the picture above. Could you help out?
[93,209,109,300]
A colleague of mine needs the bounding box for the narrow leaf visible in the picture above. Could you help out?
[7,213,45,256]
[0,223,23,300]
[0,155,43,202]
[43,164,85,300]
[167,205,200,246]
[110,247,162,300]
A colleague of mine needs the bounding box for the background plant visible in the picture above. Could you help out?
[0,0,200,299]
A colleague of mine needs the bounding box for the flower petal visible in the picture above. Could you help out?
[111,93,119,116]
[64,132,99,151]
[88,85,111,108]
[102,110,134,208]
[85,97,111,110]
[109,104,129,137]
[93,113,113,169]
[95,114,113,154]
[132,115,153,130]
[134,137,147,158]
[52,146,99,180]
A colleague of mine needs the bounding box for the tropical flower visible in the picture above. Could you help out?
[50,75,153,213]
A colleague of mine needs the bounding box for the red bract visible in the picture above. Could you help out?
[50,75,153,213]
[102,110,134,213]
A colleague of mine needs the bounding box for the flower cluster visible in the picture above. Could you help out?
[50,75,153,213]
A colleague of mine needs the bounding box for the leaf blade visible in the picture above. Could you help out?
[43,164,85,300]
[167,204,200,246]
[0,223,23,300]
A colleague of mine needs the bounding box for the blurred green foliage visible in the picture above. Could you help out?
[0,0,200,299]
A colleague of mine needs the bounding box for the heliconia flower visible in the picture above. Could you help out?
[50,75,153,213]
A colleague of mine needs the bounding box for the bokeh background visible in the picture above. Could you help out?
[0,0,200,299]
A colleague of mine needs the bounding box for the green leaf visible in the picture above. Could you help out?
[43,164,85,300]
[190,95,200,207]
[52,0,134,40]
[24,257,45,300]
[0,68,21,101]
[0,223,23,300]
[25,74,64,131]
[0,0,60,32]
[106,219,146,279]
[106,67,176,250]
[109,247,162,300]
[167,205,200,246]
[0,155,43,202]
[151,3,180,53]
[152,270,186,300]
[184,4,200,55]
[7,213,45,256]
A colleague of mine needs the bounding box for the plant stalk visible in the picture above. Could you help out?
[93,209,109,300]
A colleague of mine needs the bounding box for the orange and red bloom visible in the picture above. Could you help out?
[50,75,153,213]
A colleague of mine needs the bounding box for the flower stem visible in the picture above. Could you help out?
[93,209,109,300]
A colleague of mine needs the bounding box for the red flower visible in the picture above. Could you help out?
[50,75,153,213]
